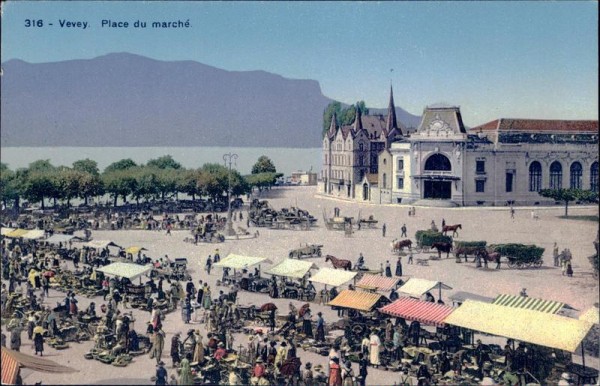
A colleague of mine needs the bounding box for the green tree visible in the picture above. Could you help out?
[245,172,280,191]
[146,155,182,170]
[177,169,203,201]
[73,159,100,176]
[251,156,277,174]
[103,169,138,206]
[539,188,599,217]
[323,101,343,135]
[0,163,20,209]
[22,171,54,209]
[104,158,137,174]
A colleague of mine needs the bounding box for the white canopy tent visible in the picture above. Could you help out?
[45,234,82,245]
[399,278,452,301]
[309,268,357,287]
[0,227,15,236]
[214,254,271,270]
[96,262,153,280]
[84,240,122,249]
[265,259,317,279]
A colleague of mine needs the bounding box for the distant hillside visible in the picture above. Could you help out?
[1,53,420,147]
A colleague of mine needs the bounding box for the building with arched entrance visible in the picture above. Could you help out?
[379,108,598,206]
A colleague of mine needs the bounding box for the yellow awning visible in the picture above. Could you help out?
[125,246,147,254]
[444,300,594,352]
[22,229,46,240]
[214,254,270,270]
[0,227,15,236]
[579,307,599,325]
[6,229,30,238]
[328,290,383,312]
[265,259,316,279]
[309,268,357,287]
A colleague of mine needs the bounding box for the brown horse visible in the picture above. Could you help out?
[391,239,412,252]
[325,255,352,270]
[442,224,462,237]
[431,242,453,259]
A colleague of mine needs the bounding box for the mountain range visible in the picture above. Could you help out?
[1,53,421,147]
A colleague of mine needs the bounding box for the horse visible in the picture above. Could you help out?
[442,224,462,237]
[391,239,412,253]
[325,255,352,271]
[431,242,453,259]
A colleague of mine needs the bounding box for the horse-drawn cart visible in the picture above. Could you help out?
[288,244,323,259]
[414,230,453,254]
[489,243,545,269]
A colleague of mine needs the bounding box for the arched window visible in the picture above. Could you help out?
[359,143,364,151]
[591,161,599,192]
[549,161,562,190]
[424,154,451,171]
[529,161,542,192]
[570,162,582,189]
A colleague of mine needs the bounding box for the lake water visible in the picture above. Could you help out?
[0,146,322,176]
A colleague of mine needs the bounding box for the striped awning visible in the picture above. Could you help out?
[444,300,594,352]
[356,274,400,291]
[1,348,20,385]
[328,290,384,312]
[379,297,455,327]
[493,294,571,314]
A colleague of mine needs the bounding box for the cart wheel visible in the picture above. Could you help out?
[317,250,322,257]
[307,292,315,302]
[508,260,516,268]
[516,261,524,269]
[351,323,366,336]
[534,260,543,268]
[525,261,533,268]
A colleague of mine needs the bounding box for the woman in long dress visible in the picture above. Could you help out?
[369,330,381,368]
[395,257,403,277]
[385,261,392,278]
[193,332,204,363]
[33,326,44,355]
[178,357,193,385]
[202,287,212,309]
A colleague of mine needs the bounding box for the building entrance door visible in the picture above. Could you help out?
[363,183,369,200]
[423,180,452,199]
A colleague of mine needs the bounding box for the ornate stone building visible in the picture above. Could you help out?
[378,107,598,206]
[319,87,403,199]
[320,91,598,206]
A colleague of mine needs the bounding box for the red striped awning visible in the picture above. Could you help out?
[379,297,455,327]
[356,274,400,291]
[1,348,20,385]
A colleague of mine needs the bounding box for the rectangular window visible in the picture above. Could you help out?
[397,158,404,171]
[476,160,486,174]
[397,177,404,189]
[475,180,485,193]
[506,172,513,192]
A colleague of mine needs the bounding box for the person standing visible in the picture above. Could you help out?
[170,333,181,368]
[193,331,204,364]
[358,353,368,386]
[205,255,212,275]
[553,243,560,267]
[369,329,381,368]
[33,325,44,356]
[155,362,168,385]
[328,356,342,386]
[341,359,354,386]
[179,357,193,385]
[382,223,386,237]
[10,326,21,351]
[316,312,325,342]
[213,249,220,263]
[401,224,407,238]
[385,261,392,278]
[407,250,414,265]
[395,256,403,277]
[510,206,515,219]
[566,261,574,277]
[202,286,212,310]
[302,307,313,338]
[182,298,192,324]
[151,328,166,365]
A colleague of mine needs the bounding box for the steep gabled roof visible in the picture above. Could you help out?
[327,112,338,139]
[386,85,402,136]
[471,119,598,134]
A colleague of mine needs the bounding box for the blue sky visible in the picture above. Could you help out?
[2,1,598,126]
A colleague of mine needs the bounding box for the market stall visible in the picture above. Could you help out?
[448,291,494,307]
[0,227,15,236]
[380,297,455,327]
[265,258,317,279]
[21,229,46,240]
[45,234,83,245]
[214,253,270,270]
[96,262,153,280]
[5,228,31,238]
[399,278,452,302]
[492,293,577,314]
[309,267,357,288]
[356,274,400,292]
[328,289,388,313]
[1,347,78,385]
[124,246,147,255]
[264,259,318,300]
[84,240,122,250]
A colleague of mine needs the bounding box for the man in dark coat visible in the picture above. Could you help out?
[10,327,21,351]
[155,362,168,385]
[170,333,181,367]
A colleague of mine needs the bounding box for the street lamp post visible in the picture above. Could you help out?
[223,152,238,236]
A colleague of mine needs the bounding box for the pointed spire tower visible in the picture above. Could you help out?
[328,112,338,138]
[386,85,400,134]
[352,103,363,133]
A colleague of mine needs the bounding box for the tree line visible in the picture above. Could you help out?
[0,155,282,210]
